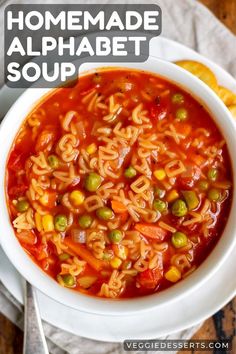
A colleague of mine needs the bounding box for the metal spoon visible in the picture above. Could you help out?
[23,281,49,354]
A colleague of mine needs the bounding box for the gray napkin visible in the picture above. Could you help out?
[0,1,235,353]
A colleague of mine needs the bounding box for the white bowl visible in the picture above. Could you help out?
[0,57,236,316]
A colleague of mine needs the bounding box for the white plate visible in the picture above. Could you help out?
[0,36,236,342]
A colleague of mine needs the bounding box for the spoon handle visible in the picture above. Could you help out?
[23,281,49,354]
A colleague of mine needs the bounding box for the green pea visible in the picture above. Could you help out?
[198,180,209,191]
[48,155,59,169]
[85,172,102,192]
[171,232,188,249]
[96,207,114,220]
[207,168,218,182]
[154,187,165,198]
[61,274,75,287]
[78,215,93,229]
[124,166,137,178]
[171,199,188,217]
[108,229,123,243]
[208,188,221,201]
[153,199,167,213]
[172,93,184,104]
[54,214,68,232]
[59,253,70,261]
[176,108,188,121]
[16,200,29,213]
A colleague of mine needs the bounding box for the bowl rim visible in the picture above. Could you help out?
[0,56,236,316]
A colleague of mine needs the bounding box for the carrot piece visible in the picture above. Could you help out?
[111,200,127,213]
[64,238,107,272]
[119,211,129,224]
[134,224,167,241]
[176,123,192,136]
[17,230,37,245]
[60,265,71,275]
[190,153,205,167]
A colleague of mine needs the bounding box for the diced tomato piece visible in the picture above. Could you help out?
[17,230,37,245]
[178,176,194,189]
[138,268,163,290]
[35,128,57,152]
[148,98,169,121]
[150,104,168,120]
[36,244,48,261]
[74,121,86,140]
[8,151,25,172]
[8,184,28,198]
[41,254,57,273]
[178,165,201,189]
[8,173,29,197]
[134,224,167,241]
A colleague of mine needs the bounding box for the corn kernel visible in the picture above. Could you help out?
[113,245,128,260]
[164,266,181,282]
[42,214,54,232]
[86,143,97,155]
[35,212,42,232]
[110,257,122,269]
[69,190,85,207]
[154,169,166,181]
[166,189,179,203]
[39,192,50,207]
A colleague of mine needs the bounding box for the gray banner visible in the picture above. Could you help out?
[5,4,162,87]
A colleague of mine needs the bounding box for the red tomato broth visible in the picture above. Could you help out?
[6,69,233,299]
